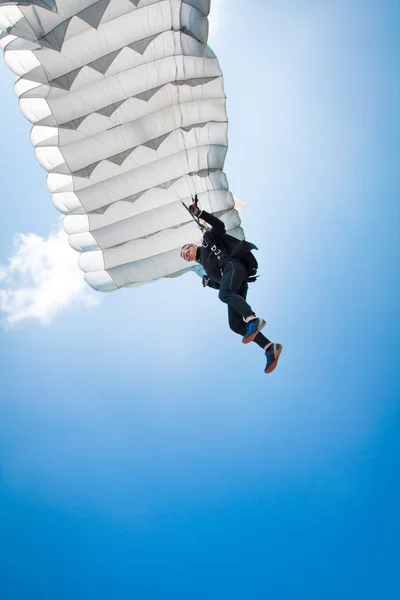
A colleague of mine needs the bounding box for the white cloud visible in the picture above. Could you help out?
[0,227,100,328]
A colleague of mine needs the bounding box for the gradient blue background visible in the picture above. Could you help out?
[0,1,399,598]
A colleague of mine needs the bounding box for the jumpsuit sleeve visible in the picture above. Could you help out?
[199,210,226,242]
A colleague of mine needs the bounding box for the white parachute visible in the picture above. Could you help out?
[0,0,243,291]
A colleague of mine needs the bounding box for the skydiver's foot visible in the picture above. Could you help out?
[242,317,266,344]
[264,343,282,374]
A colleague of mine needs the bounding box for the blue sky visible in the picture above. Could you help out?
[0,1,399,598]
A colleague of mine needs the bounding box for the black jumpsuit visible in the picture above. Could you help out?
[196,211,269,349]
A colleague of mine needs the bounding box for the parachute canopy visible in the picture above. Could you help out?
[0,0,243,291]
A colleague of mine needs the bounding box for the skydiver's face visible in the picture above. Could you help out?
[181,244,198,262]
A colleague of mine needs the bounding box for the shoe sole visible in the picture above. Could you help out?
[265,344,282,374]
[242,318,266,344]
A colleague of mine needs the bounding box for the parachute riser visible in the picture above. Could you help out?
[182,194,208,233]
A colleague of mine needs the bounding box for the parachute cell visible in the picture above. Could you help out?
[0,0,243,290]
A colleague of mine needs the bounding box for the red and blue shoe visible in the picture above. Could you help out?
[264,343,282,374]
[242,317,266,344]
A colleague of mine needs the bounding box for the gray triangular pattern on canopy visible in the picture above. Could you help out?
[128,0,141,6]
[92,171,192,214]
[181,122,208,133]
[173,76,219,88]
[50,67,81,90]
[179,26,201,43]
[50,163,70,175]
[5,18,36,43]
[22,65,47,84]
[6,37,41,52]
[39,18,71,52]
[64,207,86,217]
[37,115,57,127]
[123,190,147,203]
[196,168,219,178]
[7,14,41,44]
[142,133,170,151]
[89,207,108,215]
[96,99,126,117]
[59,115,88,130]
[107,241,127,249]
[88,49,121,74]
[77,0,111,29]
[89,191,146,215]
[19,0,57,9]
[73,162,100,178]
[90,189,148,215]
[128,33,160,55]
[107,149,134,166]
[157,177,180,190]
[96,177,181,213]
[134,86,163,102]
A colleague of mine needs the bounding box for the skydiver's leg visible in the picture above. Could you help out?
[221,262,282,370]
[219,260,266,344]
[228,281,271,350]
[218,260,254,318]
[226,278,282,371]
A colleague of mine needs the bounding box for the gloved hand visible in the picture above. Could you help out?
[189,203,201,217]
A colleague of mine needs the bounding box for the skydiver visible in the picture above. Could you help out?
[181,203,282,374]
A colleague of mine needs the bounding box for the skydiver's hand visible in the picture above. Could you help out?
[202,275,210,287]
[189,204,201,217]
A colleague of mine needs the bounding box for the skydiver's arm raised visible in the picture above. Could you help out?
[188,204,226,244]
[197,210,226,236]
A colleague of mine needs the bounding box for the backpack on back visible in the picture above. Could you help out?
[222,235,259,282]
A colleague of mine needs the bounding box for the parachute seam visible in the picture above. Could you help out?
[50,76,223,132]
[8,0,210,43]
[73,146,228,211]
[88,188,231,235]
[20,30,205,86]
[80,172,227,219]
[47,97,226,174]
[64,122,226,177]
